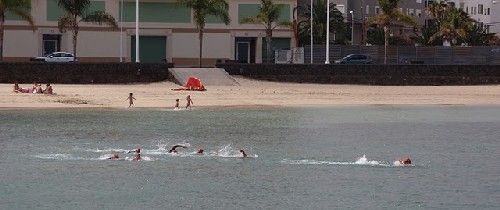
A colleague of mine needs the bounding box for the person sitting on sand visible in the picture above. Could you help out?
[399,157,412,165]
[168,145,188,153]
[175,99,179,109]
[196,149,204,154]
[35,84,43,94]
[43,83,53,94]
[239,149,247,158]
[13,82,20,92]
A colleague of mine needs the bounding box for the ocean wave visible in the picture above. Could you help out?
[281,155,392,167]
[33,153,87,160]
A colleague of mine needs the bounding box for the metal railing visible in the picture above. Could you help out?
[303,45,500,64]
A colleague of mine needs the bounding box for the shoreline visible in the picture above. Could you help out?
[2,77,500,109]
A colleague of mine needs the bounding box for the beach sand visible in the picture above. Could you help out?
[3,77,500,109]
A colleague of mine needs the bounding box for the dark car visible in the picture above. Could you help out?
[335,54,373,64]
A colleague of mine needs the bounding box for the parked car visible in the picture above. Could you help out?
[334,54,372,64]
[31,52,77,62]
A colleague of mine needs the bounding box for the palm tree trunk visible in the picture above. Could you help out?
[198,28,203,67]
[266,29,272,63]
[0,14,5,62]
[384,26,388,64]
[73,29,78,59]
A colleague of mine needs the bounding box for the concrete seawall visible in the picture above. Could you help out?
[0,63,173,84]
[216,64,500,86]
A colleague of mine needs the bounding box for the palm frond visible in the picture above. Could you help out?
[8,7,35,28]
[57,14,76,33]
[58,0,91,17]
[81,11,118,28]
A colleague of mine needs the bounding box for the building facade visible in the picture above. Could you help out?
[298,0,427,45]
[3,0,296,65]
[446,0,500,34]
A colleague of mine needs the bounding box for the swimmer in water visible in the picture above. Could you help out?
[132,148,141,161]
[133,153,141,161]
[168,145,188,153]
[128,148,141,154]
[398,157,412,165]
[196,149,204,154]
[239,149,247,158]
[108,153,120,160]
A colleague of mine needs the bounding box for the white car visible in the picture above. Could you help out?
[32,52,77,62]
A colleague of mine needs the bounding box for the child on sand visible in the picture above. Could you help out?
[126,93,136,107]
[186,95,193,109]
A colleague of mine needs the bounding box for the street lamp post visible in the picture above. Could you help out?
[135,0,140,63]
[325,0,330,64]
[310,0,313,64]
[350,10,354,45]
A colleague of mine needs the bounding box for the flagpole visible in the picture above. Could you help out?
[310,0,313,64]
[325,0,330,64]
[135,0,140,63]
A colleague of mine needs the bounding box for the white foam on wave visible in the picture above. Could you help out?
[33,153,87,160]
[281,155,391,167]
[207,144,258,158]
[124,156,154,161]
[81,148,130,153]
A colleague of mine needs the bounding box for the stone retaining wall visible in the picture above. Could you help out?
[0,63,173,84]
[216,64,500,85]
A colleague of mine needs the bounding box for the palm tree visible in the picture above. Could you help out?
[366,0,418,64]
[298,0,348,46]
[0,0,34,61]
[462,24,495,46]
[57,0,117,59]
[426,0,448,28]
[428,4,473,46]
[241,0,291,63]
[177,0,230,67]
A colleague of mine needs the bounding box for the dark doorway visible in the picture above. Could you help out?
[235,37,256,63]
[42,34,61,56]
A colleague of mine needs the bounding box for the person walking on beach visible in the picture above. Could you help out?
[126,93,136,108]
[175,99,180,109]
[186,95,193,109]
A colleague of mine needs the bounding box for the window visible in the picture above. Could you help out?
[399,8,403,13]
[416,9,422,17]
[409,9,415,16]
[487,8,490,15]
[466,7,469,14]
[459,3,464,10]
[478,4,483,15]
[366,5,369,15]
[416,0,422,3]
[375,6,380,14]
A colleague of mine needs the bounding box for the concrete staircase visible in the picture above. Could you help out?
[169,68,239,86]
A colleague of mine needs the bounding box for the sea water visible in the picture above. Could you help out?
[0,106,499,209]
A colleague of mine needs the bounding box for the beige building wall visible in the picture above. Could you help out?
[3,0,295,64]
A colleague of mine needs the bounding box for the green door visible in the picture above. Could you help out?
[131,36,166,63]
